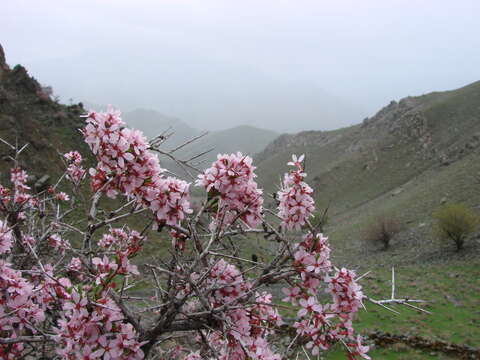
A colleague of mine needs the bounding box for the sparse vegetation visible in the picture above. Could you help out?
[363,215,401,250]
[432,203,479,251]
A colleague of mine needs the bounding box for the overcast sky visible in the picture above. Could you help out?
[2,0,480,131]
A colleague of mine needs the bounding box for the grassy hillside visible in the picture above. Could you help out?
[257,81,480,217]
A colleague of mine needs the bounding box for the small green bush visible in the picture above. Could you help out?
[432,203,479,251]
[363,215,400,250]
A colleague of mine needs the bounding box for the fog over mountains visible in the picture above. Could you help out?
[4,1,480,135]
[25,48,365,133]
[121,108,279,167]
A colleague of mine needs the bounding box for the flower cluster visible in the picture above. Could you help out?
[83,107,192,226]
[0,168,62,214]
[10,167,31,205]
[292,232,331,275]
[94,227,143,280]
[55,289,145,360]
[7,226,145,360]
[282,231,369,359]
[98,227,144,255]
[326,268,364,318]
[283,232,332,308]
[0,260,43,359]
[51,229,146,359]
[64,151,86,185]
[0,220,13,254]
[184,259,282,360]
[196,152,263,229]
[277,155,315,230]
[0,242,75,360]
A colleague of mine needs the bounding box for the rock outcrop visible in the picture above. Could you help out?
[0,43,89,182]
[0,44,9,80]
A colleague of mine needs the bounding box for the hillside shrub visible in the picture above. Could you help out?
[0,108,373,360]
[364,215,401,250]
[432,203,479,251]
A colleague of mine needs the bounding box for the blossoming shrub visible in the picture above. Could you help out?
[0,107,370,360]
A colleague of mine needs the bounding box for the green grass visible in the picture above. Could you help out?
[273,260,479,359]
[356,262,480,346]
[325,344,446,360]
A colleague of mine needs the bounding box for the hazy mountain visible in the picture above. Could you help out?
[121,108,278,171]
[184,125,278,164]
[23,48,366,133]
[123,108,200,148]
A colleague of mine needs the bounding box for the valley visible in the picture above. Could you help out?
[1,41,479,358]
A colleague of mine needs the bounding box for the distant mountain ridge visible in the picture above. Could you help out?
[123,108,200,147]
[122,108,278,168]
[184,125,278,161]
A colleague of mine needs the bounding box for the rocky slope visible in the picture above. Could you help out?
[256,81,480,219]
[0,44,89,184]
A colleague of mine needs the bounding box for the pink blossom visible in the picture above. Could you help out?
[67,257,83,272]
[298,296,322,317]
[0,221,13,254]
[306,334,329,355]
[325,268,364,316]
[64,151,83,165]
[277,154,315,230]
[196,152,264,229]
[92,256,118,274]
[347,335,371,360]
[82,107,192,227]
[10,168,31,204]
[21,235,36,247]
[48,234,70,253]
[281,286,300,305]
